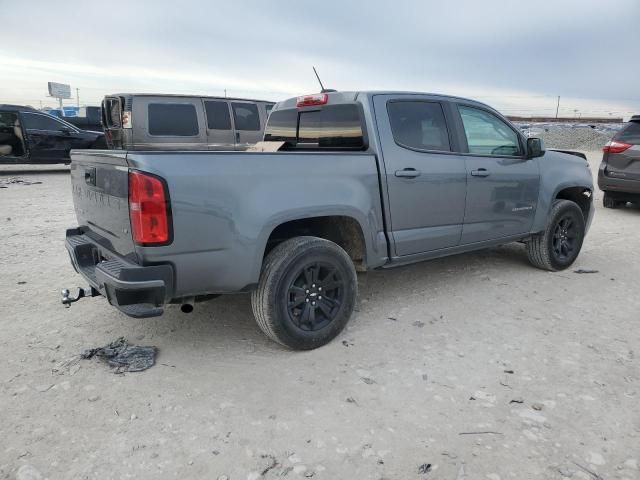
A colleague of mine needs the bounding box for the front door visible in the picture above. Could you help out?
[230,101,262,149]
[373,95,468,256]
[203,100,235,150]
[455,104,540,244]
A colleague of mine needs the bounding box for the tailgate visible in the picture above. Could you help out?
[70,150,136,257]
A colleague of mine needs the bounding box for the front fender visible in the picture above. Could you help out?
[531,151,594,233]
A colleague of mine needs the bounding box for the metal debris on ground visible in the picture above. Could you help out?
[0,177,43,188]
[574,269,599,274]
[80,337,158,373]
[418,463,432,474]
[458,431,504,436]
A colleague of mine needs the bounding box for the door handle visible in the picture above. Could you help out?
[470,168,490,177]
[395,168,421,178]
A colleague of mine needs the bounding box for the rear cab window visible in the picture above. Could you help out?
[264,103,365,150]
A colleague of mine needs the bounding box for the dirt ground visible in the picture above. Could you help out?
[1,153,639,480]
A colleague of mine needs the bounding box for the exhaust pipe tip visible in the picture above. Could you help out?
[180,303,194,314]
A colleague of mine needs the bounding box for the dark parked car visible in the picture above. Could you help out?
[598,115,640,207]
[0,105,105,165]
[57,106,103,132]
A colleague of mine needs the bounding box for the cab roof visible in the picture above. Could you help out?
[273,90,497,112]
[108,93,275,104]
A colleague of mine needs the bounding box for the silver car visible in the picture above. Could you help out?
[101,93,274,151]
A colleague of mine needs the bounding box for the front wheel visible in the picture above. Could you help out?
[526,200,586,271]
[251,236,357,350]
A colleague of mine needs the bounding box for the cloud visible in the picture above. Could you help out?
[1,0,638,116]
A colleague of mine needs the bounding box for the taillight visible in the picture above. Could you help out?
[122,111,132,129]
[603,140,632,153]
[128,170,171,245]
[296,93,328,107]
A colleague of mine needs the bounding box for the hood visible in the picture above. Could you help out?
[543,149,589,166]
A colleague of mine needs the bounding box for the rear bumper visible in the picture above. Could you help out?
[598,163,640,195]
[65,228,173,318]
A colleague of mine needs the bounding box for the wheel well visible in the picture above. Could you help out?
[265,216,367,271]
[555,187,592,219]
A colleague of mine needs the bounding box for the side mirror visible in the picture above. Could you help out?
[60,126,72,135]
[526,137,545,159]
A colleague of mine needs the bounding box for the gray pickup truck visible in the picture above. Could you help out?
[64,91,594,350]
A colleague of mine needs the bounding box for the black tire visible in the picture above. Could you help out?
[603,192,626,209]
[526,200,585,271]
[251,236,357,350]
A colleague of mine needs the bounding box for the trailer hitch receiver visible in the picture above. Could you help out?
[61,287,99,307]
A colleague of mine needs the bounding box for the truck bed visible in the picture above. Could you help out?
[69,149,387,301]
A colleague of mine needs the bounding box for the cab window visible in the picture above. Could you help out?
[615,121,640,144]
[458,106,521,156]
[22,112,70,132]
[231,103,260,131]
[204,101,231,130]
[148,103,199,136]
[387,101,451,152]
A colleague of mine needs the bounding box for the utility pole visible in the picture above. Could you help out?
[224,89,227,98]
[555,96,560,119]
[76,88,80,108]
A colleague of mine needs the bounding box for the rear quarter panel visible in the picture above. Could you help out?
[127,151,386,296]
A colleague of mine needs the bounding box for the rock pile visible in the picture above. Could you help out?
[515,123,623,151]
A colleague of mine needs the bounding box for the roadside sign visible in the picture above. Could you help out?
[48,82,71,99]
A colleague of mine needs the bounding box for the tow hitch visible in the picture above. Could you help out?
[61,286,99,307]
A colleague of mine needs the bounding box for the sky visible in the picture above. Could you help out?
[1,0,639,119]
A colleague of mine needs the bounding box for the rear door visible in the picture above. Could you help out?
[20,112,85,162]
[102,96,125,149]
[605,120,640,181]
[133,97,206,149]
[231,101,262,149]
[454,103,539,244]
[373,94,467,256]
[203,100,235,150]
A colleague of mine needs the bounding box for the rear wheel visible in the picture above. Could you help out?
[526,200,585,271]
[251,236,357,350]
[603,192,626,209]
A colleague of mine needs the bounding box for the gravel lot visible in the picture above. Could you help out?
[1,152,639,480]
[516,123,622,151]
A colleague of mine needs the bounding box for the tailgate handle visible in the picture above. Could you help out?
[85,167,96,186]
